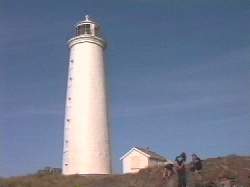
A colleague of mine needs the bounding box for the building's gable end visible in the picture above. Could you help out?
[120,147,150,160]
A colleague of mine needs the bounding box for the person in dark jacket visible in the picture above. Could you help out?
[190,154,202,172]
[175,152,187,187]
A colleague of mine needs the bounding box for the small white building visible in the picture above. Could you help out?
[120,147,168,173]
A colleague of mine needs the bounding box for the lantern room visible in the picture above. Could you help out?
[75,15,101,37]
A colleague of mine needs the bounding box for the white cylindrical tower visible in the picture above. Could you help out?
[62,15,112,175]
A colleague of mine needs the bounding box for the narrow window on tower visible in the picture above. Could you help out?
[69,60,74,72]
[63,150,69,167]
[84,24,91,34]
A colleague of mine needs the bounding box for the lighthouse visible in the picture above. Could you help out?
[62,15,112,175]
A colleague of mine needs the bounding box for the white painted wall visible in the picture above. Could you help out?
[122,150,149,173]
[122,149,166,173]
[62,34,112,175]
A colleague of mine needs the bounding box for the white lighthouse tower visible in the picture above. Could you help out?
[62,15,112,175]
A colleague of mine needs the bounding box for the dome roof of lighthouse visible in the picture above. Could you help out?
[76,15,99,27]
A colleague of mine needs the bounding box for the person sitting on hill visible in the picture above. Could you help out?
[190,154,202,172]
[162,161,178,187]
[163,162,175,180]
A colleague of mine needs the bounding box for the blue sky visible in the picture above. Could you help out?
[1,0,250,177]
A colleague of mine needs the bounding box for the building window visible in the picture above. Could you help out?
[84,24,91,34]
[76,24,91,35]
[66,119,70,122]
[95,26,100,37]
[68,97,71,101]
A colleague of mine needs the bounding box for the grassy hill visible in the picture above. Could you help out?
[0,155,249,187]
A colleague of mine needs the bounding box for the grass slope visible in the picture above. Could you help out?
[0,155,249,187]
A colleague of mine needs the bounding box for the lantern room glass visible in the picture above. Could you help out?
[75,23,101,37]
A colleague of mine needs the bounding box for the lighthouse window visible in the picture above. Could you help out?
[95,27,100,36]
[76,26,82,35]
[84,24,91,34]
[68,97,71,101]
